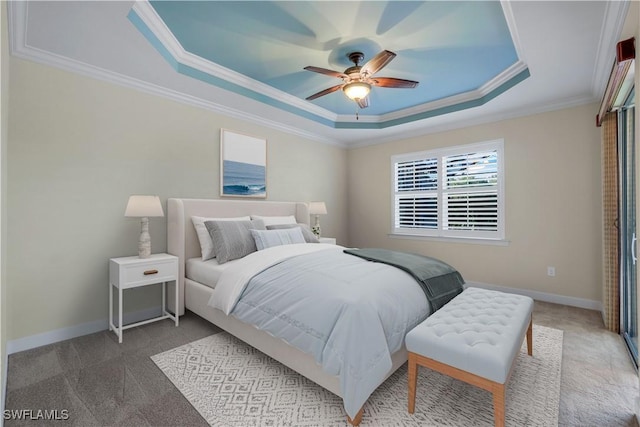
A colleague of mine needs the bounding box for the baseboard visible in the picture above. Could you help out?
[5,283,603,355]
[1,349,6,427]
[6,305,162,355]
[466,281,603,312]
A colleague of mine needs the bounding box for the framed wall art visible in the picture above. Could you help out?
[220,129,267,198]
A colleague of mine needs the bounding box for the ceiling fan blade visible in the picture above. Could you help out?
[306,84,342,101]
[360,50,396,76]
[356,96,370,109]
[371,77,419,88]
[304,66,347,79]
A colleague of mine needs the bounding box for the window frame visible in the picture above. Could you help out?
[390,139,505,242]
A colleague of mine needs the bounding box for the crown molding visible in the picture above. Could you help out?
[346,94,597,149]
[7,0,26,55]
[131,1,337,122]
[350,60,529,125]
[592,0,630,99]
[7,2,340,147]
[501,0,526,63]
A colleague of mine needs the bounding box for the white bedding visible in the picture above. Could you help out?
[209,243,339,313]
[185,257,239,289]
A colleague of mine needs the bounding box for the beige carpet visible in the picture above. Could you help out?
[151,325,562,426]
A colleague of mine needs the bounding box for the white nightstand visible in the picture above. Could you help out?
[319,237,336,245]
[109,253,179,343]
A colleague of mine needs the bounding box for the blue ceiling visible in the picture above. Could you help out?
[130,1,526,128]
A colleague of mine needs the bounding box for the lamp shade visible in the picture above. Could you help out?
[124,195,164,218]
[308,201,327,215]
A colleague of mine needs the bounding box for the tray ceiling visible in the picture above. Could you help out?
[129,1,527,129]
[8,1,629,146]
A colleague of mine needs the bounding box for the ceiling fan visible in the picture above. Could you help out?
[304,50,419,109]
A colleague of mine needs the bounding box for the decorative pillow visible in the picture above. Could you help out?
[250,215,297,227]
[250,228,306,251]
[204,220,265,264]
[192,216,250,260]
[266,224,319,243]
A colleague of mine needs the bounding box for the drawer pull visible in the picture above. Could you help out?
[143,269,158,276]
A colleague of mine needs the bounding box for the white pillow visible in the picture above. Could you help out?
[250,228,306,250]
[250,215,297,226]
[192,216,250,260]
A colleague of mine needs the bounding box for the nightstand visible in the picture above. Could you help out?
[319,237,336,245]
[109,253,179,343]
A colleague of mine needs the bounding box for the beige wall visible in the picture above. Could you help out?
[348,103,602,303]
[1,0,8,410]
[7,57,347,340]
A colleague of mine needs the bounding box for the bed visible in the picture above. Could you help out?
[167,198,455,425]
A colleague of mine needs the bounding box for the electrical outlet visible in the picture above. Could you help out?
[547,266,556,277]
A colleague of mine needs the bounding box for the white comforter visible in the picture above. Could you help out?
[209,243,339,314]
[208,243,430,419]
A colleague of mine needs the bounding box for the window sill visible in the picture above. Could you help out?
[388,233,510,246]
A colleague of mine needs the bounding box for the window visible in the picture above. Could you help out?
[391,140,504,241]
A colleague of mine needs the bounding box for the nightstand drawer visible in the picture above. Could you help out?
[122,260,176,287]
[109,254,178,289]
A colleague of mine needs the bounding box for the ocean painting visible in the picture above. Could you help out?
[222,160,266,196]
[220,129,267,198]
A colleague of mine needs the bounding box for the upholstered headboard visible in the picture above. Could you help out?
[167,198,310,315]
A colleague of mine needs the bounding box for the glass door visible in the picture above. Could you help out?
[620,93,637,367]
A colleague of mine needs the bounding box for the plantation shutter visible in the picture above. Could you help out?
[391,140,504,240]
[442,150,499,238]
[394,158,438,234]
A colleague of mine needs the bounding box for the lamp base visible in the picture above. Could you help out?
[139,217,151,258]
[312,215,321,238]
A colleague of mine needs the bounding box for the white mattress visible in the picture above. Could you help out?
[185,257,238,289]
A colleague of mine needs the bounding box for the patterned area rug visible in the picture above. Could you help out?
[152,325,562,426]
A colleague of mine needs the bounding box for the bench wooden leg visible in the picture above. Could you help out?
[410,351,515,427]
[526,316,533,356]
[492,384,505,427]
[347,407,363,426]
[408,352,418,414]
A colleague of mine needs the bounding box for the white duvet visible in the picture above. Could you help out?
[207,243,430,419]
[208,243,340,314]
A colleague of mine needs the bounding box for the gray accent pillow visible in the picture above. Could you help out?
[204,220,266,264]
[191,215,251,260]
[266,223,319,243]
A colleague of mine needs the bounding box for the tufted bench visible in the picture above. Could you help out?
[406,287,533,427]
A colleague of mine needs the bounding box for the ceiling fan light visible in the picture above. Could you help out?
[343,82,371,100]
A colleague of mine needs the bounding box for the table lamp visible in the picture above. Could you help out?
[308,201,327,238]
[125,195,164,258]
